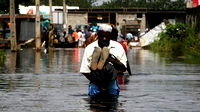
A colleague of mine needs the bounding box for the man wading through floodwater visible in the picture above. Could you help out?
[80,24,127,98]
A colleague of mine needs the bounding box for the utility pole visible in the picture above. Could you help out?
[9,0,17,51]
[49,0,53,23]
[35,0,41,51]
[63,0,68,33]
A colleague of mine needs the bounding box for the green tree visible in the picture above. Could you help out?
[67,0,92,8]
[0,0,185,14]
[0,0,9,14]
[95,0,185,9]
[39,0,93,8]
[0,0,35,14]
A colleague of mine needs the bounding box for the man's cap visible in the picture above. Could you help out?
[98,24,112,32]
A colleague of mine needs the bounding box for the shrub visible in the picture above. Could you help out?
[148,22,200,58]
[165,23,186,41]
[149,23,186,55]
[183,26,200,58]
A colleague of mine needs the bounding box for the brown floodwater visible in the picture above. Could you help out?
[0,48,200,112]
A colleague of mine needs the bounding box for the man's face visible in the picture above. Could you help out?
[97,31,111,48]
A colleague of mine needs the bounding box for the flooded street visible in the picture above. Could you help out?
[0,48,200,112]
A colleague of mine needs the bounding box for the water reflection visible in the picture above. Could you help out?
[118,75,130,91]
[128,48,164,75]
[84,97,124,112]
[0,48,84,74]
[40,48,83,74]
[8,52,17,74]
[35,52,41,74]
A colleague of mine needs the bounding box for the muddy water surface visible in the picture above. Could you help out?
[0,48,200,112]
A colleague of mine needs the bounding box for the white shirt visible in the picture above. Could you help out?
[80,40,127,73]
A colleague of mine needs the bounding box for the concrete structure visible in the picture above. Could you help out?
[63,9,149,34]
[186,6,200,29]
[56,8,186,36]
[0,14,40,41]
[67,13,88,26]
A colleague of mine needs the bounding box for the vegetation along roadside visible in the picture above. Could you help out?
[148,22,200,64]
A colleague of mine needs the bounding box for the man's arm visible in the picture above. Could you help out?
[82,73,91,81]
[107,54,126,72]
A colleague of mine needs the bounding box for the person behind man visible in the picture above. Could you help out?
[80,24,127,97]
[110,25,132,91]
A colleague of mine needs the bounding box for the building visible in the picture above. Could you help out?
[64,8,185,36]
[0,7,186,42]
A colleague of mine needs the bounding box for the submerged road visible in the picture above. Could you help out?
[0,48,200,112]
